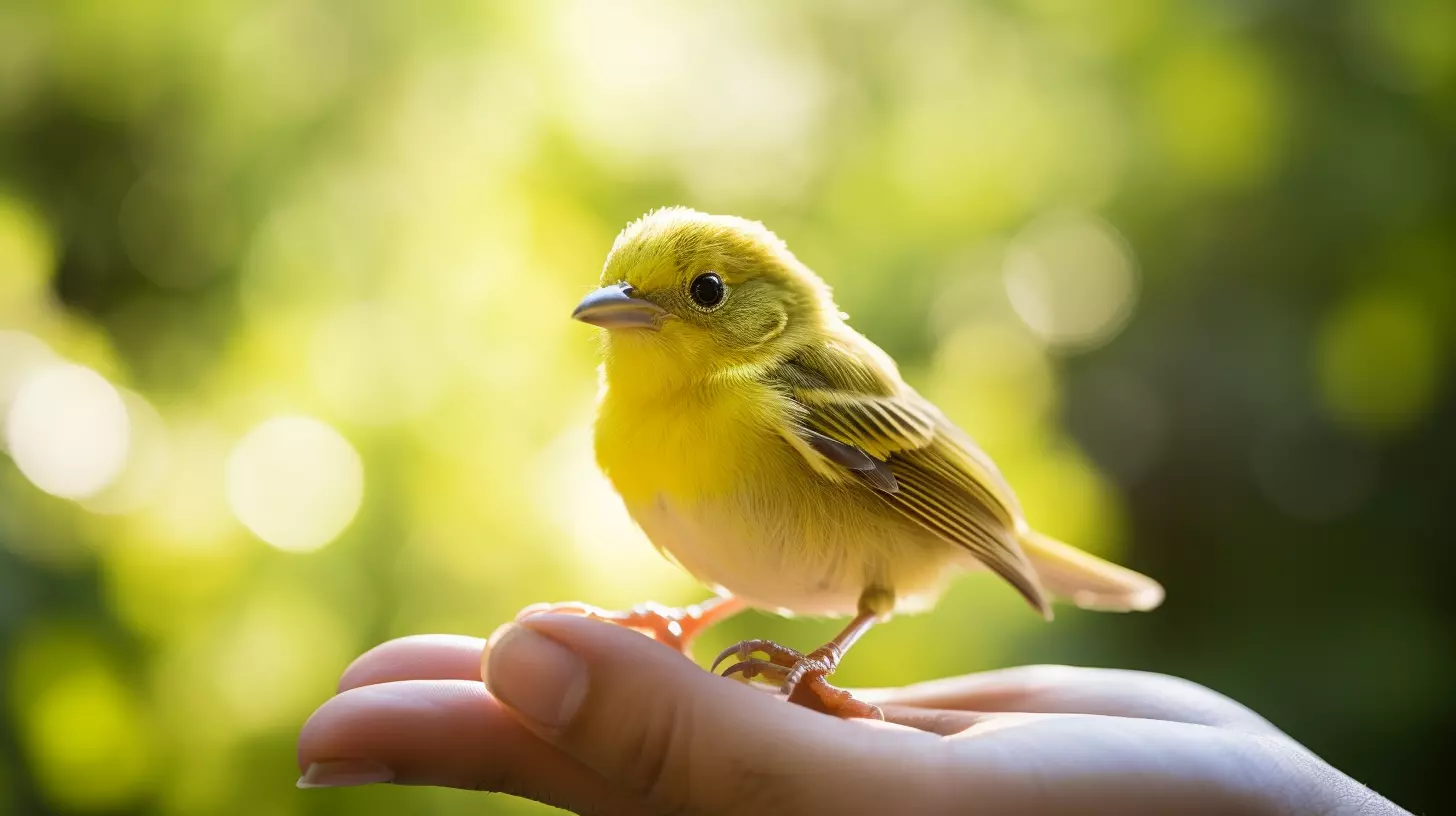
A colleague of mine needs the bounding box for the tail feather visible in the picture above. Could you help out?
[1019,530,1164,612]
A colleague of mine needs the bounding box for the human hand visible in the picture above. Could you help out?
[297,614,1403,814]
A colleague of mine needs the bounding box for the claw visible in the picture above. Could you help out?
[718,659,793,683]
[710,643,748,674]
[714,636,880,719]
[710,640,766,673]
[711,639,803,674]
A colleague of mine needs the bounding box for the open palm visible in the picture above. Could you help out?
[298,614,1398,814]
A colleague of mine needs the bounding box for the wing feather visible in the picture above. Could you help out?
[773,339,1050,615]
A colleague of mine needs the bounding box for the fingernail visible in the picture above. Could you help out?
[296,759,394,789]
[485,621,588,732]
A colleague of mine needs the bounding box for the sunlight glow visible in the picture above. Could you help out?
[309,301,440,426]
[1003,210,1138,351]
[225,416,363,553]
[82,389,171,515]
[534,423,697,605]
[0,331,59,450]
[213,587,352,733]
[548,0,826,201]
[927,320,1056,448]
[5,363,130,500]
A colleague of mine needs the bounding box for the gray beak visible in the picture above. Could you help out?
[572,282,667,330]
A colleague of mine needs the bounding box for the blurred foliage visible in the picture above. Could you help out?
[0,0,1452,813]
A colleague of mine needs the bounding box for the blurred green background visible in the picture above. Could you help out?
[0,0,1451,813]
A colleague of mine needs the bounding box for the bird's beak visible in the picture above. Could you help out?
[572,282,667,331]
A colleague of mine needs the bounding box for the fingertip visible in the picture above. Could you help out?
[296,678,640,809]
[300,679,497,768]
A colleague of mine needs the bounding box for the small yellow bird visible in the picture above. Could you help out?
[556,207,1163,718]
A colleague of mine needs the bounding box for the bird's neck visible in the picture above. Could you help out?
[599,344,787,406]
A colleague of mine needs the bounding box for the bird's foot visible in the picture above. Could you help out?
[711,639,884,720]
[517,600,731,658]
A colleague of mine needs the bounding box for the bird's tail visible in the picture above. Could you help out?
[1018,530,1164,612]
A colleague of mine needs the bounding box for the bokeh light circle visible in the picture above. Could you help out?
[5,364,130,500]
[0,331,60,448]
[1003,210,1139,351]
[82,389,172,515]
[225,416,364,553]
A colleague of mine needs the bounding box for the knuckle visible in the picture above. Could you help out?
[616,700,693,809]
[615,701,793,815]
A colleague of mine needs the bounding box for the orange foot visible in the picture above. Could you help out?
[711,639,884,720]
[517,597,745,659]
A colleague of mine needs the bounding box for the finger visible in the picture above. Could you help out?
[337,635,485,692]
[878,704,990,736]
[938,712,1324,814]
[297,678,646,813]
[859,665,1286,738]
[483,614,956,813]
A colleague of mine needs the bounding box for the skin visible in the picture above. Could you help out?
[296,614,1406,814]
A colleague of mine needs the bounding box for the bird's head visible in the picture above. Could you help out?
[573,208,838,382]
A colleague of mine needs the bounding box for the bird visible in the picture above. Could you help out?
[545,207,1163,718]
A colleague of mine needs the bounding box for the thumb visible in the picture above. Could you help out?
[482,614,949,813]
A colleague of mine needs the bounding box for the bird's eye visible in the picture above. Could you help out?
[689,272,726,309]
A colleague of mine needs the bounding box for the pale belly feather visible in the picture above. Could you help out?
[597,384,967,617]
[628,489,965,617]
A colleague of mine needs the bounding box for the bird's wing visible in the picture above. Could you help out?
[774,339,1050,615]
